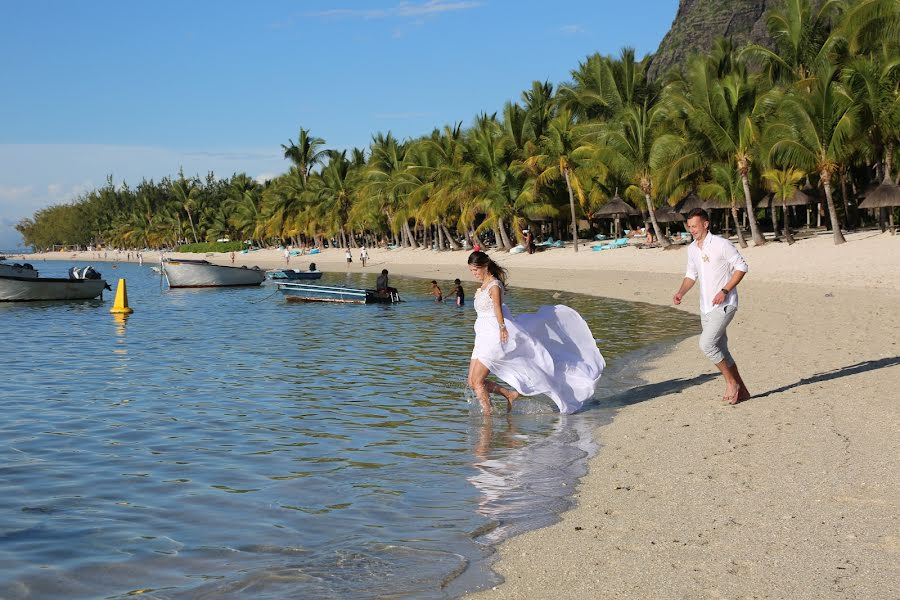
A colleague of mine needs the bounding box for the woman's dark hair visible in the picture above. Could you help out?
[467,251,508,284]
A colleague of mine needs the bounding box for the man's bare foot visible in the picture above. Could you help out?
[722,383,740,404]
[730,387,751,405]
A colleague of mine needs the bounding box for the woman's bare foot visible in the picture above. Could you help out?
[498,388,520,413]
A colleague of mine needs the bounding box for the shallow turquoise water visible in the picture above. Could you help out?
[0,260,695,599]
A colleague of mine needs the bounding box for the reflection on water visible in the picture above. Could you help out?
[0,262,695,599]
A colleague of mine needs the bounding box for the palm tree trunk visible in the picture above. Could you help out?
[643,194,669,247]
[821,173,846,245]
[436,223,445,251]
[731,204,748,248]
[497,217,514,249]
[403,221,419,249]
[781,201,795,244]
[771,202,781,240]
[441,224,461,250]
[839,168,853,230]
[740,173,765,245]
[563,168,579,252]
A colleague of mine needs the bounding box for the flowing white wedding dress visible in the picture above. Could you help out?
[471,279,605,414]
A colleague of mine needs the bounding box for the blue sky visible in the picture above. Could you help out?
[0,0,678,250]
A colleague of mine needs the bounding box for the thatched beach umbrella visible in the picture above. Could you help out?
[674,192,714,214]
[652,204,685,239]
[859,176,900,234]
[595,194,638,239]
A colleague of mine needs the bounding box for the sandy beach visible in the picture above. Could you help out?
[17,229,900,598]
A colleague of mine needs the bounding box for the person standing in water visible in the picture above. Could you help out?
[453,278,465,307]
[466,251,604,415]
[430,280,443,302]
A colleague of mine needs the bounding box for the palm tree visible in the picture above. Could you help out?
[740,0,844,85]
[559,47,651,123]
[316,149,357,248]
[521,110,602,251]
[593,102,674,247]
[763,167,805,244]
[363,132,418,248]
[171,173,201,244]
[699,162,750,248]
[669,54,780,245]
[769,63,858,244]
[282,127,328,185]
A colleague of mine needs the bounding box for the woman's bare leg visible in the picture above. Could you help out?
[468,359,493,415]
[484,380,520,413]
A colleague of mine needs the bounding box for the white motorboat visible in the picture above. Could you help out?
[0,266,109,302]
[163,258,265,288]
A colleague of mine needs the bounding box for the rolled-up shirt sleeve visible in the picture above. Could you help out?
[685,250,698,281]
[724,243,749,273]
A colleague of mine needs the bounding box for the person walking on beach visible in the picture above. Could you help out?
[673,208,750,404]
[467,251,604,415]
[230,251,235,264]
[284,248,290,265]
[359,246,368,268]
[453,278,465,307]
[430,280,443,302]
[345,248,353,269]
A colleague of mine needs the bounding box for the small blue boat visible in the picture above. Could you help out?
[276,282,400,304]
[266,268,323,281]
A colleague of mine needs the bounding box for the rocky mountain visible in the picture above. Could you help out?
[646,0,775,80]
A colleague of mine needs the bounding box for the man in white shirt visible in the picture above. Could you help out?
[673,208,750,404]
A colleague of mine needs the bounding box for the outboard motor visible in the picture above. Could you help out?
[68,267,81,280]
[81,266,101,280]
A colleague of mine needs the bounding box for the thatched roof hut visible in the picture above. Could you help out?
[595,195,639,216]
[675,192,714,213]
[858,176,900,209]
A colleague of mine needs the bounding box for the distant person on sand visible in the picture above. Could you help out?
[453,278,465,307]
[466,251,604,416]
[345,248,352,269]
[230,251,235,264]
[284,248,290,265]
[430,280,443,302]
[359,246,368,268]
[673,208,750,405]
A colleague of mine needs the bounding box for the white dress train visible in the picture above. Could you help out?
[471,279,604,414]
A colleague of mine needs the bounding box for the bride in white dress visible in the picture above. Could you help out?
[466,251,605,415]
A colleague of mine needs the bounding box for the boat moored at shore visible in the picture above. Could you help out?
[0,265,109,301]
[276,282,401,304]
[162,258,265,288]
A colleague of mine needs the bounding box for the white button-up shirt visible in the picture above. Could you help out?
[685,233,749,314]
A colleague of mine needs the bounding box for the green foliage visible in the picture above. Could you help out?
[174,241,247,253]
[17,0,900,250]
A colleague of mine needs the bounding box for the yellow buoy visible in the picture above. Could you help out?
[110,278,134,314]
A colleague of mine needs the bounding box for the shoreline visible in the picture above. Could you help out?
[15,230,900,597]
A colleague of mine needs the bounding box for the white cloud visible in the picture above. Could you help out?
[254,173,277,184]
[0,185,34,202]
[310,1,481,20]
[559,24,585,35]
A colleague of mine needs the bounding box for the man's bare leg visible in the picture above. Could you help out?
[714,359,741,404]
[729,363,751,404]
